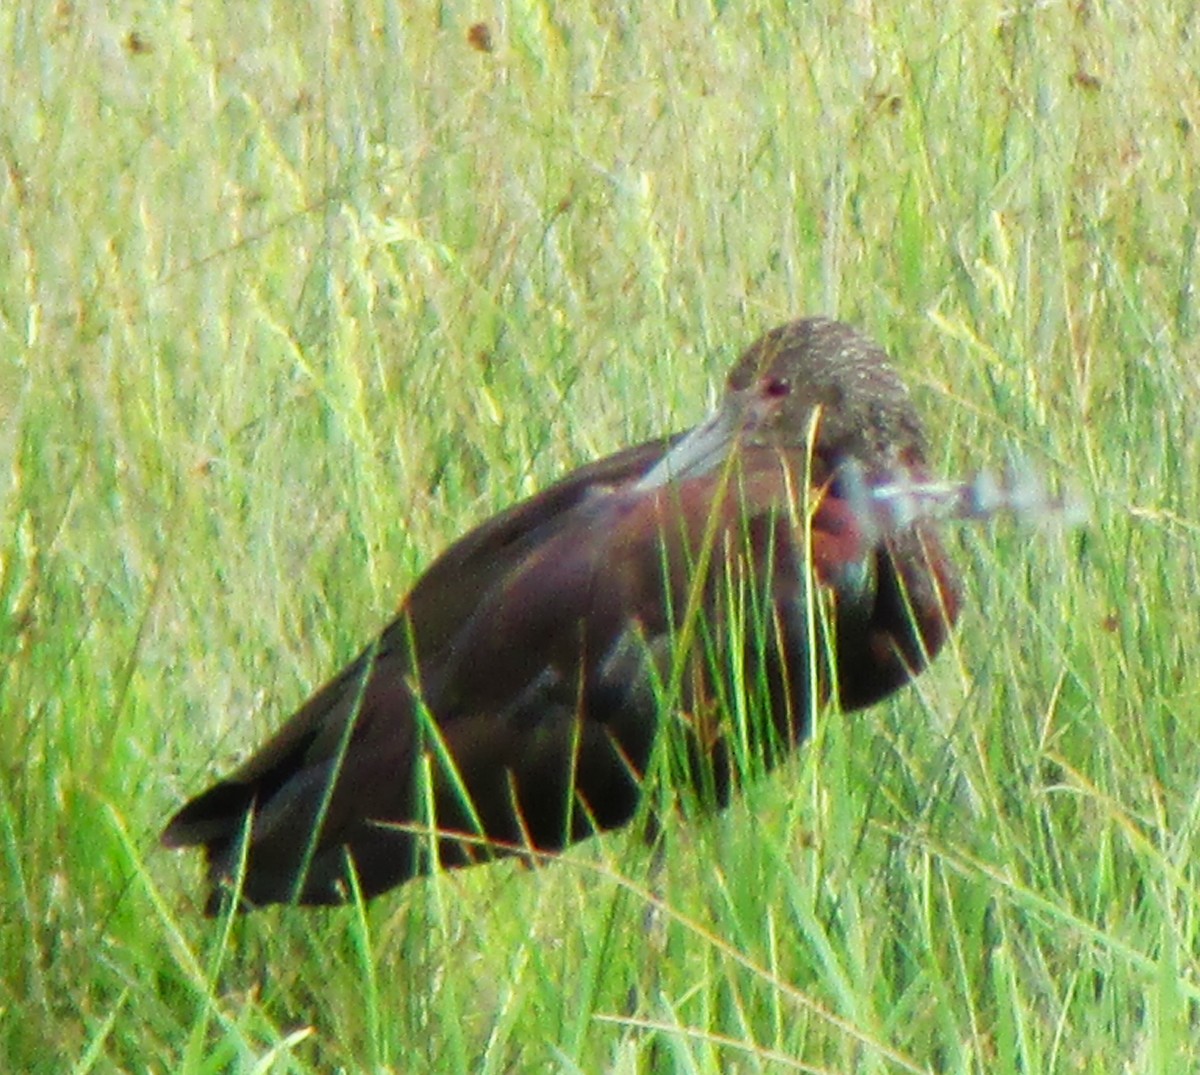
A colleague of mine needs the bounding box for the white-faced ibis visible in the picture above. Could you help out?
[162,318,963,911]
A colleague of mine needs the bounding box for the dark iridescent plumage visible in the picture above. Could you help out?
[162,318,961,911]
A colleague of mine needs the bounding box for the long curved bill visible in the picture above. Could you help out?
[635,397,747,491]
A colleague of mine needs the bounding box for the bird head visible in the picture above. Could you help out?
[637,317,927,491]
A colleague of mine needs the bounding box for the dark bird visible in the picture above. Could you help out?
[162,317,963,911]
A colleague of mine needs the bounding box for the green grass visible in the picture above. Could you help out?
[2,0,1198,1070]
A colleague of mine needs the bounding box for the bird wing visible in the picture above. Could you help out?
[401,435,680,662]
[159,436,680,900]
[162,436,678,834]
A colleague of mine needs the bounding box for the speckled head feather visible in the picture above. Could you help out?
[726,318,927,469]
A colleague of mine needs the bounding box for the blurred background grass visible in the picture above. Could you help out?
[1,1,1198,1071]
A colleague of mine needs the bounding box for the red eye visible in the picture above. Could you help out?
[763,376,791,398]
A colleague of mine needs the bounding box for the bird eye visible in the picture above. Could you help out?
[763,376,791,398]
